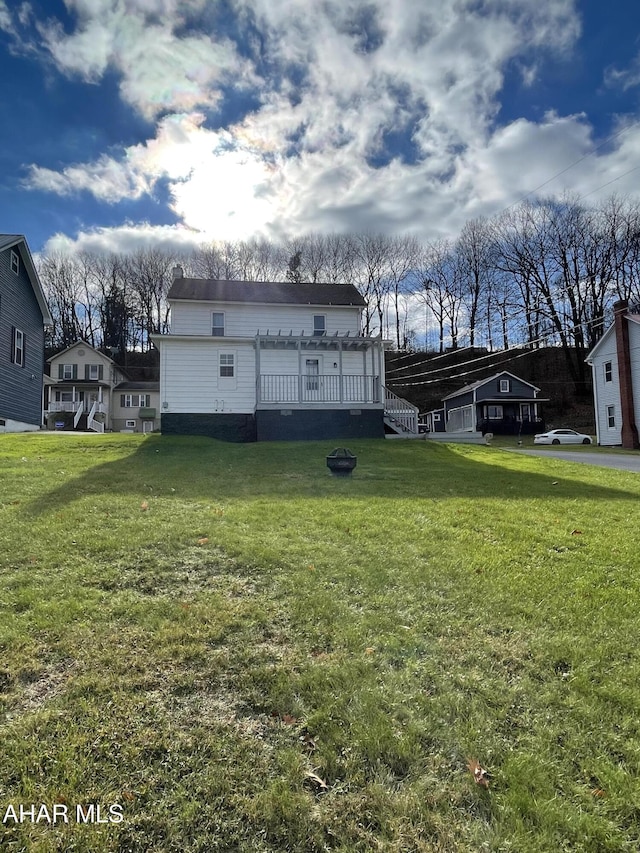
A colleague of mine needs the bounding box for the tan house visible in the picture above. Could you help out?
[45,341,159,433]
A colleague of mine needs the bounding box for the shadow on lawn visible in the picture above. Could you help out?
[23,434,640,517]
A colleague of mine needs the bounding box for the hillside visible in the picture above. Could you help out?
[385,347,596,432]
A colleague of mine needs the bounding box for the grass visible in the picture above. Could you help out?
[1,432,640,851]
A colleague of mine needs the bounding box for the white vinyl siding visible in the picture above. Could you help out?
[590,329,622,445]
[170,301,361,337]
[161,340,256,413]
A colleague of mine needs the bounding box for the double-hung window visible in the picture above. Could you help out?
[499,379,510,393]
[212,312,225,336]
[10,250,19,275]
[604,361,612,382]
[313,315,326,336]
[12,328,24,367]
[63,364,74,379]
[219,353,235,378]
[607,405,616,428]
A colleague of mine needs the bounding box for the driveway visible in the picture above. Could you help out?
[505,448,640,473]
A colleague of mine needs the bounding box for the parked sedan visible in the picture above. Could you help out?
[533,429,592,445]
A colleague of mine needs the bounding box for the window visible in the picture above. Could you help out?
[63,364,74,380]
[313,315,326,336]
[125,420,137,428]
[219,353,235,378]
[604,361,612,382]
[486,405,503,419]
[607,405,615,428]
[10,250,19,275]
[11,328,24,367]
[433,413,441,422]
[212,312,225,336]
[120,394,150,407]
[499,379,510,393]
[88,365,99,380]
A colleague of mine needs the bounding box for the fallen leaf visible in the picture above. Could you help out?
[140,501,149,511]
[304,770,328,792]
[122,790,136,802]
[365,647,375,655]
[571,529,583,536]
[281,714,298,726]
[467,758,490,788]
[591,788,606,798]
[197,537,209,546]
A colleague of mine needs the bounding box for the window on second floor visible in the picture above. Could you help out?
[313,315,326,336]
[11,328,24,367]
[10,250,19,275]
[604,361,612,382]
[62,364,75,380]
[212,312,225,336]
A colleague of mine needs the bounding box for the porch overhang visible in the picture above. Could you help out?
[256,332,376,351]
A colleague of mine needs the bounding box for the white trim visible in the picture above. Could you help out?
[10,249,19,275]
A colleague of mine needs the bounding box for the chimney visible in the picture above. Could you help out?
[613,300,640,449]
[172,265,184,280]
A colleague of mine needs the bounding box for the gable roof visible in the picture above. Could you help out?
[47,340,120,366]
[168,278,366,307]
[443,370,541,401]
[0,234,53,326]
[585,313,640,363]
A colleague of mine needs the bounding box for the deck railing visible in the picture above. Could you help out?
[258,374,380,404]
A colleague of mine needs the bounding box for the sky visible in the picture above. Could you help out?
[1,0,640,257]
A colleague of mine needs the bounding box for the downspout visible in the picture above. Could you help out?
[614,301,640,449]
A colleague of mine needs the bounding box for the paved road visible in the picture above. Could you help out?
[506,448,640,473]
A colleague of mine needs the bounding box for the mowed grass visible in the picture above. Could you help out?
[1,433,640,852]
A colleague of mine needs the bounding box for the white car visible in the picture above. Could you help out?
[533,429,592,446]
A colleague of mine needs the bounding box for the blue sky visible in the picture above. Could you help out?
[1,0,640,255]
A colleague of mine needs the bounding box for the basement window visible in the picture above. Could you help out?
[604,361,612,382]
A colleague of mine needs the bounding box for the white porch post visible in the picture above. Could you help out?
[297,339,303,403]
[339,340,343,403]
[255,337,261,403]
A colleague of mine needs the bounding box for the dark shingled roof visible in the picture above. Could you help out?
[168,278,365,307]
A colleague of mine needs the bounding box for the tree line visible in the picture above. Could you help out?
[37,194,640,394]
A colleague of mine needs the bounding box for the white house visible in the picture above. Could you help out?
[586,301,640,448]
[151,271,418,441]
[45,341,160,433]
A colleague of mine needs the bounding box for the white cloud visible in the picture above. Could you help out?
[28,0,640,251]
[36,0,251,119]
[0,1,13,33]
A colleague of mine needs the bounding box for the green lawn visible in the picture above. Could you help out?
[1,433,639,852]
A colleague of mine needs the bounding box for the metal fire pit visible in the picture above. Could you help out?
[326,447,357,477]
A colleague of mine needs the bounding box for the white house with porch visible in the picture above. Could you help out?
[45,341,159,433]
[151,272,418,441]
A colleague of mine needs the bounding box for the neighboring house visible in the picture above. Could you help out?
[586,301,640,448]
[0,234,53,432]
[422,408,446,433]
[442,371,546,435]
[151,269,418,441]
[45,341,160,433]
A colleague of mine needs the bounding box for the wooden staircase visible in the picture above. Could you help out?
[383,387,419,436]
